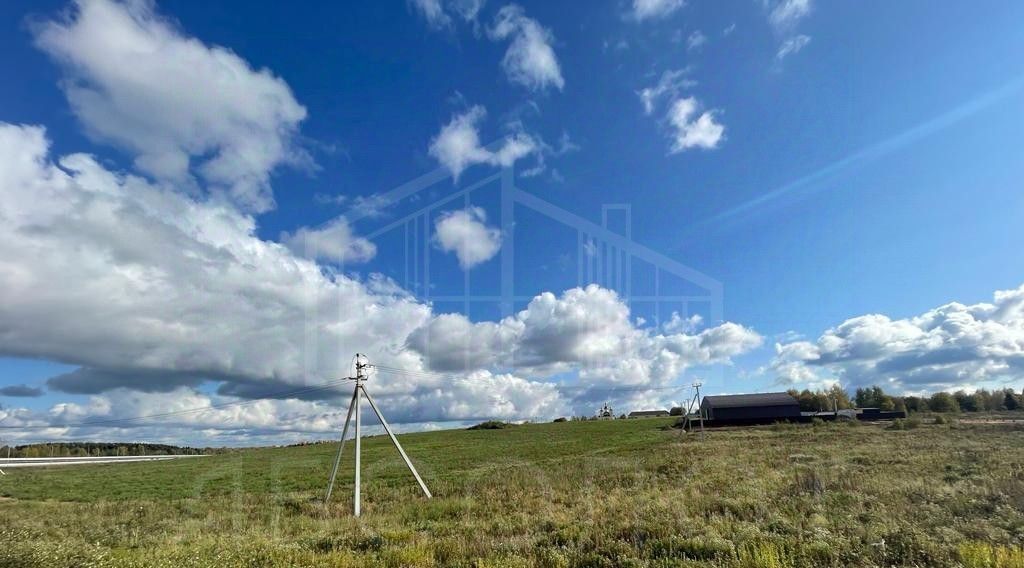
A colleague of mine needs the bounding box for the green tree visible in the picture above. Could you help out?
[789,386,851,412]
[799,389,817,411]
[826,384,853,409]
[854,387,870,408]
[853,385,893,408]
[953,390,977,412]
[1005,390,1020,411]
[870,386,887,407]
[903,396,928,413]
[929,391,959,413]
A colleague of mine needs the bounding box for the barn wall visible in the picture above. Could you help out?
[707,404,801,421]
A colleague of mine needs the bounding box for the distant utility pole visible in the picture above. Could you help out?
[324,354,432,516]
[693,382,705,440]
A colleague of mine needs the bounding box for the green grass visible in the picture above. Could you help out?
[1,418,1023,567]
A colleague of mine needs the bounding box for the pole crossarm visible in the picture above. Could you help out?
[323,354,432,516]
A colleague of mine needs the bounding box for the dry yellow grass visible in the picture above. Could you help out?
[1,417,1022,567]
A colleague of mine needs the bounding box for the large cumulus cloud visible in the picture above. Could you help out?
[32,0,308,213]
[771,284,1024,392]
[410,285,762,387]
[0,122,430,392]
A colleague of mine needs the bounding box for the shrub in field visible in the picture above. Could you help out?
[888,417,920,430]
[468,420,513,430]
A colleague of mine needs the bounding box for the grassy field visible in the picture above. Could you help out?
[1,418,1023,567]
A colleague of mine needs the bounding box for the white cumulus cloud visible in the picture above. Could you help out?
[488,4,564,91]
[433,207,503,269]
[770,283,1024,393]
[409,285,762,387]
[428,105,537,180]
[280,217,377,264]
[31,0,308,213]
[0,122,427,395]
[667,97,725,152]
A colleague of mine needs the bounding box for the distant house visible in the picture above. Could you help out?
[700,392,801,423]
[627,410,670,418]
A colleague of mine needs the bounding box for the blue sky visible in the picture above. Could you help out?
[1,0,1023,445]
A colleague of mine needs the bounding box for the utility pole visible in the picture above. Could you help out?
[693,382,705,440]
[324,354,432,516]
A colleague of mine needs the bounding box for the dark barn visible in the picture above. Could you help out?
[700,392,801,425]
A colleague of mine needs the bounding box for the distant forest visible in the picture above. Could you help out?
[786,384,1022,414]
[0,442,230,459]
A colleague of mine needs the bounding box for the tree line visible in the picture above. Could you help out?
[786,385,1021,414]
[0,441,228,459]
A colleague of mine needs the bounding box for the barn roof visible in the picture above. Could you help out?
[701,392,798,408]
